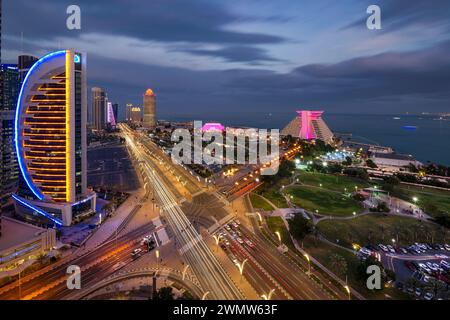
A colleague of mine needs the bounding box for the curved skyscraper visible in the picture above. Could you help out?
[143,88,156,128]
[13,50,95,226]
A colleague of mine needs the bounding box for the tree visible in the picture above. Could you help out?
[179,291,196,300]
[366,159,378,168]
[342,156,353,166]
[328,254,348,278]
[153,287,175,300]
[288,214,313,240]
[423,278,446,297]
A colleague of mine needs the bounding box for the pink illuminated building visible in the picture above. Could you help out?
[201,123,225,132]
[107,102,116,127]
[281,110,334,144]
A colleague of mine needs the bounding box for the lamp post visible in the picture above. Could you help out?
[182,264,190,281]
[155,249,160,269]
[202,291,210,300]
[261,289,275,300]
[237,259,248,282]
[304,253,311,275]
[344,285,351,300]
[275,231,282,245]
[212,234,222,252]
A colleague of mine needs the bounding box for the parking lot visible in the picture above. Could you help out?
[358,242,450,300]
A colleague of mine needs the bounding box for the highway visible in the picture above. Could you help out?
[121,124,244,300]
[0,222,156,300]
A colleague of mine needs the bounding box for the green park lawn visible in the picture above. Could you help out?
[250,193,275,211]
[286,185,363,217]
[296,171,371,193]
[265,216,295,250]
[316,215,450,249]
[392,184,450,218]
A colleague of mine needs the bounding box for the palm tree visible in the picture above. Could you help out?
[423,277,446,297]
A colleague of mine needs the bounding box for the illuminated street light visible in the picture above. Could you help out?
[212,234,222,252]
[275,231,282,244]
[182,264,190,281]
[256,212,263,224]
[352,212,356,216]
[304,253,311,275]
[344,285,351,300]
[202,291,210,300]
[236,259,248,282]
[412,197,418,203]
[261,289,275,300]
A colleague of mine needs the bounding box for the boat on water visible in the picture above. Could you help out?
[393,117,401,120]
[402,125,417,130]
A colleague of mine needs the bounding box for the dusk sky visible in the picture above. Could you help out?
[3,0,450,120]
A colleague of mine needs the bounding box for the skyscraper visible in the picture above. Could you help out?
[131,106,142,123]
[282,110,334,144]
[13,50,95,226]
[18,55,38,84]
[126,103,133,121]
[112,103,119,122]
[0,64,19,110]
[106,101,116,127]
[143,88,156,128]
[91,87,106,131]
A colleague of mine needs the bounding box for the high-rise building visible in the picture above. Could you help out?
[106,101,116,127]
[282,110,334,144]
[13,50,96,226]
[0,110,19,236]
[126,103,133,121]
[143,88,156,128]
[0,64,19,111]
[91,87,106,131]
[18,55,38,84]
[112,103,119,122]
[131,106,142,123]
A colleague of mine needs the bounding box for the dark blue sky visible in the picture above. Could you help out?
[3,0,450,120]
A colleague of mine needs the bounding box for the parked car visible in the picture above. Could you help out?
[236,237,244,244]
[415,288,422,297]
[424,292,434,300]
[244,239,255,248]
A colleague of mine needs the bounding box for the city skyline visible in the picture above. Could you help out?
[2,0,450,118]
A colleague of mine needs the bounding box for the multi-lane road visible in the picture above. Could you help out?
[121,124,244,300]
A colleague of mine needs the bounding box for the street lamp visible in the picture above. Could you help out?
[304,253,311,275]
[202,291,210,300]
[344,285,351,300]
[237,259,248,282]
[256,212,263,224]
[261,289,275,300]
[212,234,222,252]
[412,197,418,203]
[275,231,282,244]
[155,249,160,269]
[182,264,190,281]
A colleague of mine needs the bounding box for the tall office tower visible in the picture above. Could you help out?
[282,110,334,144]
[131,106,142,123]
[0,64,19,111]
[0,110,18,236]
[18,55,38,84]
[126,103,133,121]
[13,50,96,227]
[106,101,116,127]
[91,87,106,131]
[112,103,119,122]
[143,88,156,128]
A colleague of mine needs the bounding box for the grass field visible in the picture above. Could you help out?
[250,193,275,211]
[317,215,450,249]
[392,184,450,218]
[286,185,363,217]
[257,177,289,208]
[297,171,371,192]
[265,216,295,249]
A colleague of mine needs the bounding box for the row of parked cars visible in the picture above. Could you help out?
[366,242,450,255]
[220,220,255,249]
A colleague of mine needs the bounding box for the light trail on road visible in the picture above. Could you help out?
[121,124,244,300]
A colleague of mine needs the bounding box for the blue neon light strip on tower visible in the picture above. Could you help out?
[11,194,63,226]
[14,50,66,200]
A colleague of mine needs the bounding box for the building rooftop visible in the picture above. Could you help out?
[371,152,415,161]
[0,217,45,251]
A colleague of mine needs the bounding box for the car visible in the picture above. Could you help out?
[379,244,388,252]
[244,239,255,248]
[131,248,142,259]
[387,245,396,253]
[400,248,409,254]
[236,231,242,237]
[225,225,231,231]
[426,262,438,272]
[445,244,450,251]
[424,292,434,300]
[440,260,450,268]
[230,231,237,238]
[415,288,422,297]
[406,287,414,295]
[231,222,239,229]
[235,219,241,225]
[418,263,431,274]
[236,237,244,244]
[224,240,231,246]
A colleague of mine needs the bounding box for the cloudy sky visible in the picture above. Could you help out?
[3,0,450,121]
